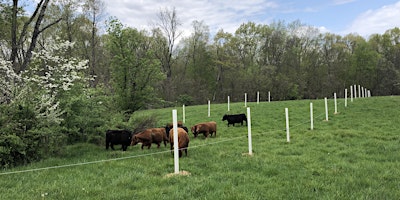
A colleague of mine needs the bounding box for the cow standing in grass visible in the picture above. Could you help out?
[131,128,169,149]
[191,121,217,138]
[222,114,247,127]
[169,127,190,157]
[106,130,132,151]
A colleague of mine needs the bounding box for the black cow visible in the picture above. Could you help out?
[222,114,247,127]
[165,124,189,138]
[105,130,132,151]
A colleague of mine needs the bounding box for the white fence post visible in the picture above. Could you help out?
[345,89,348,107]
[227,96,230,111]
[257,91,260,104]
[362,86,364,98]
[208,100,210,117]
[364,88,367,98]
[325,97,329,121]
[310,102,314,130]
[244,93,247,107]
[285,108,290,142]
[247,107,253,155]
[268,91,271,102]
[350,86,353,102]
[354,85,357,98]
[172,109,179,174]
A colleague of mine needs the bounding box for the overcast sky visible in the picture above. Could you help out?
[103,0,400,39]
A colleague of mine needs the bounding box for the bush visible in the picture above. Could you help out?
[0,134,27,168]
[0,125,66,168]
[60,86,111,143]
[128,114,158,134]
[177,94,194,106]
[0,104,66,168]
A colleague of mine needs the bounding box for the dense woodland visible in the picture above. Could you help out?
[1,0,399,167]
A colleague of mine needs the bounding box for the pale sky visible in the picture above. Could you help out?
[104,0,400,39]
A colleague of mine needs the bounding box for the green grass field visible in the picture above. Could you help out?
[1,96,399,199]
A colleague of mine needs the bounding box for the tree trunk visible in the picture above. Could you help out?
[10,0,18,70]
[20,0,50,72]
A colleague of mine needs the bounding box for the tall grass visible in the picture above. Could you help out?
[1,96,399,199]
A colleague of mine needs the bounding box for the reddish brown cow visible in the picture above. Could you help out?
[191,121,217,138]
[169,127,190,157]
[131,128,168,149]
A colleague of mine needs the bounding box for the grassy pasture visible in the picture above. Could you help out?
[1,96,400,199]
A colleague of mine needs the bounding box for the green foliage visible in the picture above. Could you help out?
[177,94,194,106]
[105,18,165,114]
[60,85,111,144]
[0,104,66,168]
[128,113,159,134]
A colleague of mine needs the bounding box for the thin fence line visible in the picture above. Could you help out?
[0,150,170,176]
[0,95,354,176]
[0,135,249,176]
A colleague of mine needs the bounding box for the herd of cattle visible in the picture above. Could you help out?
[105,113,248,157]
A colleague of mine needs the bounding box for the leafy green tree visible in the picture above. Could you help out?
[176,20,215,103]
[370,28,400,95]
[212,29,237,101]
[105,18,164,114]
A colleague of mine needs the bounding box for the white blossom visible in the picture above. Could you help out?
[2,37,91,125]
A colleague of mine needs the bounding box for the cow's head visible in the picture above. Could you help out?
[222,114,228,121]
[190,125,197,134]
[165,126,171,138]
[130,135,139,146]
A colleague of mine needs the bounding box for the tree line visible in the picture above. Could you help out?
[0,0,399,167]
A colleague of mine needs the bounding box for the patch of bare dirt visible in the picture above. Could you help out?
[165,170,191,178]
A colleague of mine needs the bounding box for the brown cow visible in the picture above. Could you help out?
[191,121,217,138]
[131,128,169,149]
[169,127,190,157]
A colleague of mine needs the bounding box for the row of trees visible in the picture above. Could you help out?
[0,0,399,167]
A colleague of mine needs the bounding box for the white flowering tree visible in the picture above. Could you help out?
[1,37,89,126]
[0,59,21,104]
[1,38,91,167]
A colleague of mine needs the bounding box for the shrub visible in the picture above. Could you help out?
[177,94,194,106]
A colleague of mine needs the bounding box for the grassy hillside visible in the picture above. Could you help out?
[1,96,399,199]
